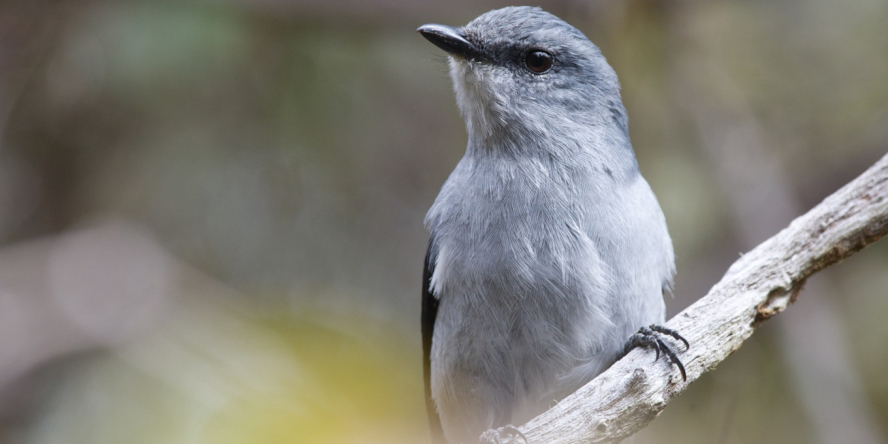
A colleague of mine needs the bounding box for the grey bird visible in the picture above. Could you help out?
[418,7,687,444]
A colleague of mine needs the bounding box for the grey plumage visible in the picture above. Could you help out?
[418,7,675,444]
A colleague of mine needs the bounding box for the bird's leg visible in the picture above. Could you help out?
[623,325,690,381]
[478,425,528,444]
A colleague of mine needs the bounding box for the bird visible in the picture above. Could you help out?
[417,7,687,444]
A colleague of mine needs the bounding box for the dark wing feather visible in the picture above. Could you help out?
[422,240,446,444]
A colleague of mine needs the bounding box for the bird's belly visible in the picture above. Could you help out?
[430,248,621,440]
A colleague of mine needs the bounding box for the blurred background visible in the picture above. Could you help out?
[0,0,886,443]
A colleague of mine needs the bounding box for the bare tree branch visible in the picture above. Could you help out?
[481,153,888,443]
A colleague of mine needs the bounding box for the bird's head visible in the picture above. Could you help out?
[419,7,627,150]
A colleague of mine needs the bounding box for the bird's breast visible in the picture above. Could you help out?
[426,155,615,356]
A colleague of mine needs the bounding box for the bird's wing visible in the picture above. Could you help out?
[422,240,446,444]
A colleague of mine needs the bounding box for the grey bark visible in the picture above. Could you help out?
[677,47,886,444]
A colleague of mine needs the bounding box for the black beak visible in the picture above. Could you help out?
[417,24,480,60]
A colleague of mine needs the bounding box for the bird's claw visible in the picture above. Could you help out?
[623,324,689,381]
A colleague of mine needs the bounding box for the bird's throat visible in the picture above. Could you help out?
[449,57,501,141]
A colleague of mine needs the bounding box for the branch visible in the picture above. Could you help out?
[481,153,888,444]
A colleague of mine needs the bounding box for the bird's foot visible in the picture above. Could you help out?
[623,324,690,381]
[478,425,528,444]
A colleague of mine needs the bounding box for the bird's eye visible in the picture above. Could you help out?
[525,50,553,73]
